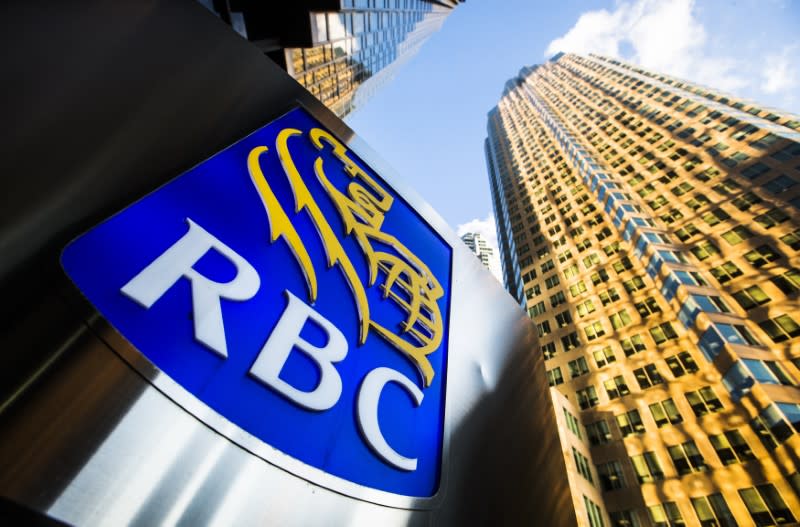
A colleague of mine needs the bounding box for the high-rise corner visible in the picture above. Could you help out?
[201,0,462,118]
[486,52,800,527]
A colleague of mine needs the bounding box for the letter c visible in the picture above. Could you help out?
[357,367,424,471]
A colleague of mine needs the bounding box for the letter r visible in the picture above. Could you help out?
[120,218,260,358]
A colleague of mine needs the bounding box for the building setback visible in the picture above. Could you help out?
[486,53,800,527]
[461,232,494,270]
[200,0,460,118]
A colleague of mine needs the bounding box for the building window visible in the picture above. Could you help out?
[754,208,790,229]
[545,275,561,289]
[537,320,552,337]
[621,334,647,356]
[616,409,645,437]
[665,352,699,377]
[577,299,597,317]
[691,241,720,261]
[721,225,753,246]
[751,403,799,450]
[634,297,662,318]
[584,320,606,341]
[744,245,781,268]
[570,280,588,297]
[555,310,573,328]
[649,323,678,345]
[604,376,630,400]
[741,161,770,180]
[563,408,582,438]
[732,285,770,310]
[612,256,634,274]
[631,451,664,483]
[648,502,684,527]
[593,346,616,368]
[609,510,640,527]
[542,341,556,360]
[562,331,581,352]
[701,208,730,226]
[667,440,706,475]
[573,448,594,484]
[528,301,546,317]
[790,473,800,501]
[770,268,800,295]
[583,253,601,269]
[732,191,763,211]
[742,359,796,386]
[758,314,800,342]
[714,323,762,347]
[634,364,664,389]
[525,285,541,299]
[586,420,612,445]
[577,386,599,410]
[710,261,743,283]
[709,430,755,465]
[547,367,563,387]
[738,484,796,526]
[591,269,610,285]
[584,496,605,527]
[649,398,683,427]
[673,270,708,286]
[690,494,737,527]
[764,175,798,195]
[597,460,626,491]
[690,294,731,313]
[569,357,590,379]
[779,228,800,250]
[622,276,646,293]
[685,387,723,417]
[675,223,700,241]
[550,291,567,307]
[599,288,621,306]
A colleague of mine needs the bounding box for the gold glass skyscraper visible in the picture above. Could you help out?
[486,53,800,527]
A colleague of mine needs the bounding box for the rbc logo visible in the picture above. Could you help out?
[61,108,452,498]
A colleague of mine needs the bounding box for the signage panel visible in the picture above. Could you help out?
[60,107,452,499]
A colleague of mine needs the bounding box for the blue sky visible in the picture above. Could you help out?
[346,0,800,258]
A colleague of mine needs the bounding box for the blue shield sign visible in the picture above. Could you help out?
[61,107,452,498]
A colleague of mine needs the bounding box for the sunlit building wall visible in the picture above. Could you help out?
[487,53,800,527]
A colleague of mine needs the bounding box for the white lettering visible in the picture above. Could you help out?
[249,290,347,411]
[121,218,260,358]
[357,367,423,471]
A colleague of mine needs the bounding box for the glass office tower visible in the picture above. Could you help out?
[203,1,460,118]
[486,53,800,527]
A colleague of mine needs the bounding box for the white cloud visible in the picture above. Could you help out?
[545,0,747,93]
[456,213,497,248]
[761,45,800,94]
[456,213,503,282]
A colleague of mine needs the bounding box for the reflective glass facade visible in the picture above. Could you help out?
[487,53,800,527]
[285,1,456,117]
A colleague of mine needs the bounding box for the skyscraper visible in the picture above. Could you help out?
[201,1,461,118]
[486,53,800,527]
[461,232,494,270]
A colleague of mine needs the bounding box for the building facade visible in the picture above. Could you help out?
[461,232,494,270]
[486,53,800,527]
[200,0,460,118]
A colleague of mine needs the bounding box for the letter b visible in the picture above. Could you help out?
[249,290,347,411]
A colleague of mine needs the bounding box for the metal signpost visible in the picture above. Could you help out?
[0,2,575,525]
